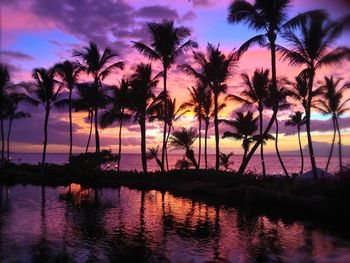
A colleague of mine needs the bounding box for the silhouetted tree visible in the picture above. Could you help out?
[181,43,238,170]
[228,68,270,177]
[133,20,197,172]
[219,152,234,171]
[0,65,11,165]
[150,94,188,170]
[100,79,132,171]
[54,60,82,160]
[129,63,159,173]
[74,83,108,153]
[222,111,260,164]
[74,41,124,153]
[285,111,306,174]
[315,76,350,171]
[169,127,198,169]
[4,93,31,161]
[25,67,63,172]
[278,10,350,178]
[146,146,162,170]
[265,83,291,177]
[184,82,208,169]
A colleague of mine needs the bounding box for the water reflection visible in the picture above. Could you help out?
[0,184,350,262]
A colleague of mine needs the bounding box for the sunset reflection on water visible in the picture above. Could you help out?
[0,184,350,262]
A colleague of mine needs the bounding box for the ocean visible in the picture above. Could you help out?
[9,152,349,175]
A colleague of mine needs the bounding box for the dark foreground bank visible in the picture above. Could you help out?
[1,163,350,223]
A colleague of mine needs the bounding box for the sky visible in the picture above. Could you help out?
[1,0,350,156]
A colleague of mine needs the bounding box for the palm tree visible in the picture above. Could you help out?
[129,63,159,173]
[181,43,238,170]
[219,152,234,171]
[150,94,188,170]
[169,127,198,169]
[4,93,31,161]
[228,68,270,177]
[132,20,198,172]
[184,82,208,169]
[100,79,131,172]
[285,111,306,174]
[74,41,124,153]
[222,111,259,164]
[146,146,162,170]
[314,76,350,172]
[0,64,11,165]
[54,60,82,160]
[74,83,108,153]
[25,67,63,171]
[265,83,291,177]
[201,89,214,169]
[278,10,350,179]
[227,0,314,91]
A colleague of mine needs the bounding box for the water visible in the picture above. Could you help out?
[10,152,349,174]
[1,184,350,262]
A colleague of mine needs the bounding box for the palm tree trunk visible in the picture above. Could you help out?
[161,67,167,172]
[140,116,147,173]
[214,92,220,170]
[94,107,100,153]
[42,107,50,173]
[1,117,4,165]
[85,111,93,154]
[335,117,343,172]
[68,89,73,160]
[165,124,171,171]
[259,109,266,177]
[198,115,202,169]
[117,116,123,172]
[6,118,13,162]
[325,116,336,171]
[306,70,318,179]
[275,118,289,177]
[204,121,209,170]
[297,126,304,174]
[238,110,277,175]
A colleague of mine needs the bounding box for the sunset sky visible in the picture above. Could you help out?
[1,0,350,156]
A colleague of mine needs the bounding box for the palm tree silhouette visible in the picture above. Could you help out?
[227,0,307,95]
[219,152,234,171]
[264,82,291,176]
[0,64,11,165]
[4,93,31,161]
[54,60,82,160]
[146,146,162,170]
[25,67,63,172]
[201,89,214,169]
[184,82,208,169]
[181,43,238,170]
[129,63,159,173]
[222,111,260,165]
[74,41,124,153]
[150,94,188,170]
[315,76,350,172]
[169,127,198,169]
[100,79,131,172]
[278,10,350,179]
[285,111,306,174]
[132,20,197,172]
[74,83,108,153]
[228,68,270,177]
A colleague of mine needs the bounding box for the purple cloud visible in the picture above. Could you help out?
[136,5,179,20]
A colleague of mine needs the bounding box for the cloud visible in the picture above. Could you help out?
[136,5,179,20]
[0,51,34,60]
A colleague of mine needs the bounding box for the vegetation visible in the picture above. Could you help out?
[0,2,349,178]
